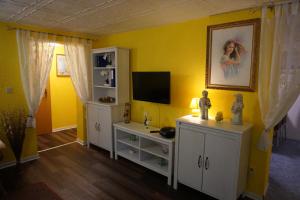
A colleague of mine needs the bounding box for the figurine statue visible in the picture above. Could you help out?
[199,90,211,120]
[143,113,151,128]
[215,112,223,123]
[123,103,131,123]
[231,94,244,125]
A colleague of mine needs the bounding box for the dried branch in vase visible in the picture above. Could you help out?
[0,109,27,169]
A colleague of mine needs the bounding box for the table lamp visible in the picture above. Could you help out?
[190,98,200,117]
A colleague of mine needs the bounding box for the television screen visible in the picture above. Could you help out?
[132,72,170,104]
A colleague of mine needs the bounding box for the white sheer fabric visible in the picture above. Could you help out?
[258,1,300,151]
[16,30,56,127]
[64,37,92,103]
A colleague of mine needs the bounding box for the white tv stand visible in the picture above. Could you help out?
[113,122,175,185]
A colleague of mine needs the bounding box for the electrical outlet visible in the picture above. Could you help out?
[5,87,13,94]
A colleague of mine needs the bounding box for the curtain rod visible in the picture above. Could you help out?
[262,0,297,8]
[211,0,298,16]
[6,26,97,41]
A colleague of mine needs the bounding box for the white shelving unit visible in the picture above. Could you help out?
[113,122,175,185]
[91,47,129,105]
[87,47,129,158]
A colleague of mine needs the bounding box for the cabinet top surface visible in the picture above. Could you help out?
[177,115,253,134]
[92,47,129,53]
[114,121,175,143]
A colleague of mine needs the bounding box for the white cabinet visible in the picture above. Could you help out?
[87,103,124,158]
[114,122,174,185]
[87,47,129,157]
[174,115,252,200]
[178,128,204,191]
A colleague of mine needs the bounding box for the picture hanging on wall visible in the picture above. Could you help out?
[206,19,260,91]
[56,54,70,77]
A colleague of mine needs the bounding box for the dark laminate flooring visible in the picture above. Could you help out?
[266,139,300,200]
[1,143,252,200]
[37,129,77,151]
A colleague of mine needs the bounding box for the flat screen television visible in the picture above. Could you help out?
[132,72,170,104]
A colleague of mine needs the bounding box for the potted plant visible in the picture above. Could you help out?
[0,109,27,171]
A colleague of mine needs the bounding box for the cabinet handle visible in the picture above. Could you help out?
[95,122,98,131]
[205,157,209,170]
[98,123,101,131]
[198,155,202,168]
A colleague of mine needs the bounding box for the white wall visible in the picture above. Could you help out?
[286,95,300,141]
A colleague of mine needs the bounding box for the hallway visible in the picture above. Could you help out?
[266,139,300,200]
[37,129,77,152]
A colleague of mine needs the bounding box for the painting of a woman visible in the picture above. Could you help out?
[206,18,260,91]
[220,40,245,79]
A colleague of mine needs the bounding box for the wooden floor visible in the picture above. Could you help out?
[1,143,217,200]
[2,143,251,200]
[37,129,77,151]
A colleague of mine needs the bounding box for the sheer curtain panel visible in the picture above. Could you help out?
[64,37,92,103]
[16,30,56,127]
[257,1,300,151]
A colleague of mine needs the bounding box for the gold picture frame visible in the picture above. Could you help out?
[56,54,70,77]
[206,19,260,91]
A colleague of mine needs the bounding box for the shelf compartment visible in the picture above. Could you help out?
[116,129,139,148]
[117,137,139,148]
[140,138,169,159]
[116,143,139,162]
[140,151,168,176]
[93,52,115,68]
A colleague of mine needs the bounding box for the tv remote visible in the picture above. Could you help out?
[150,130,160,133]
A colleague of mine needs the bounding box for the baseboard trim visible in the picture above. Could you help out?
[76,138,87,146]
[0,154,39,170]
[52,125,77,132]
[264,182,269,199]
[244,192,263,200]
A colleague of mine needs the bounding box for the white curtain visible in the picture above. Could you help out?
[257,1,300,151]
[16,30,56,127]
[64,37,92,103]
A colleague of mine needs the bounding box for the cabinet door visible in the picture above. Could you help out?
[87,105,99,145]
[202,133,238,200]
[98,106,112,151]
[178,127,205,191]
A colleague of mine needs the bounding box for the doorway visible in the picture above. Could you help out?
[36,44,78,152]
[266,95,300,200]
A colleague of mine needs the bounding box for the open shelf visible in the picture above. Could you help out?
[94,67,116,70]
[117,149,139,163]
[114,121,174,185]
[142,157,168,176]
[141,145,168,159]
[117,137,139,148]
[94,85,116,89]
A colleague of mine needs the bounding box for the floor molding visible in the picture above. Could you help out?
[0,154,39,170]
[38,141,77,153]
[244,192,263,200]
[52,125,77,132]
[76,138,87,146]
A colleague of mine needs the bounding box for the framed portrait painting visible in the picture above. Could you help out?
[206,19,260,91]
[56,54,70,77]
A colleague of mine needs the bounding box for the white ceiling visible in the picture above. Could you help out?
[0,0,269,36]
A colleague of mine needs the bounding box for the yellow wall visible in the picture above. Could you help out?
[0,21,87,163]
[0,22,37,162]
[94,10,270,196]
[50,45,77,130]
